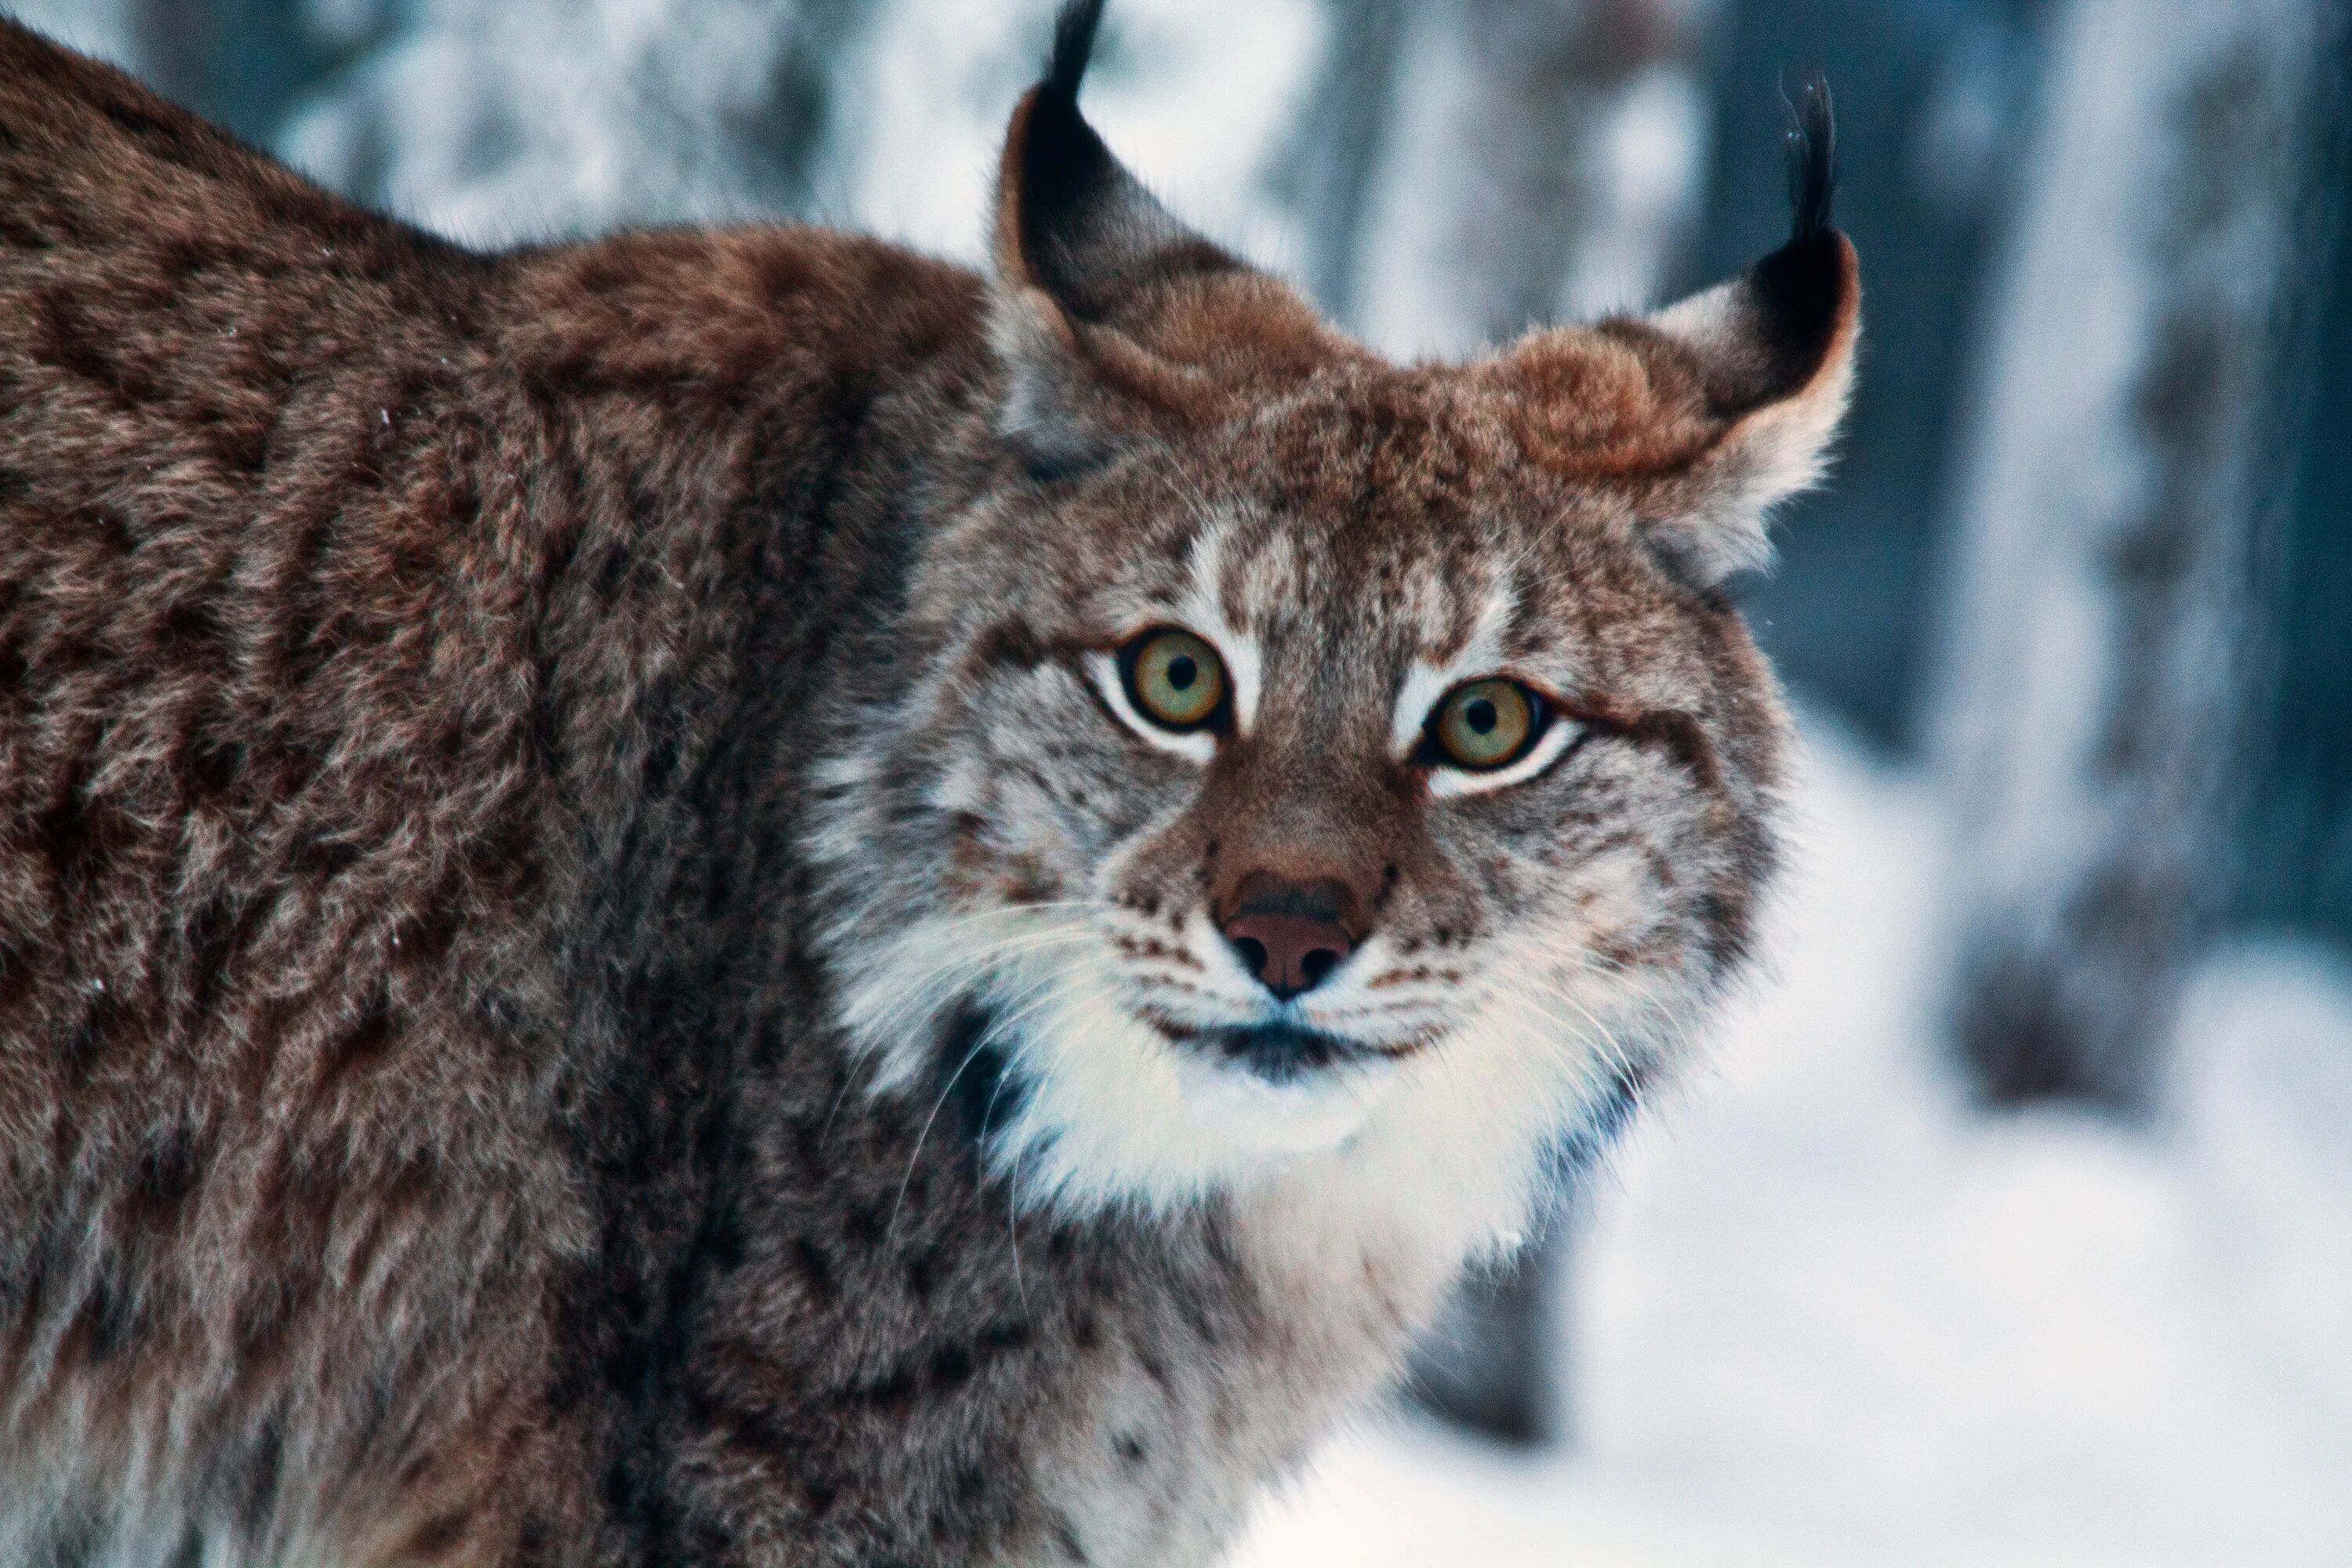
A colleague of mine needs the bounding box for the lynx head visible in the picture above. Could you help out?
[811,1,1856,1243]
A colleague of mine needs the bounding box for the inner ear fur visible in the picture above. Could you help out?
[1504,75,1860,588]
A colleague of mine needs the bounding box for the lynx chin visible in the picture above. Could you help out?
[0,2,1856,1563]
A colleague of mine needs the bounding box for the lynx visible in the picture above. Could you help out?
[0,3,1856,1563]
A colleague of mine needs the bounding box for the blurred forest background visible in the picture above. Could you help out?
[8,0,2347,1560]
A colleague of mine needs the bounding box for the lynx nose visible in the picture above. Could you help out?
[1219,876,1356,1000]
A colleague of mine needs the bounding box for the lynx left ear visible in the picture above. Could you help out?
[1580,77,1859,586]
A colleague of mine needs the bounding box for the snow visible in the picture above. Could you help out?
[1232,717,2352,1566]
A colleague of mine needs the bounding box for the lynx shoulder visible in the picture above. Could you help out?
[0,5,1855,1564]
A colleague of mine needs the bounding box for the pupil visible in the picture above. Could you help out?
[1465,697,1497,735]
[1167,654,1197,691]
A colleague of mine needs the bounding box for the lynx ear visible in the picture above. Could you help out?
[985,0,1251,473]
[994,0,1242,325]
[1543,78,1859,587]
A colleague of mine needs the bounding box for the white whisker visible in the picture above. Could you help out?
[884,968,1073,1241]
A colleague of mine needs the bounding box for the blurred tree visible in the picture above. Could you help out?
[2238,9,2352,951]
[274,0,873,238]
[5,0,404,151]
[2,1,143,85]
[1929,0,2333,1109]
[132,0,344,145]
[1279,0,1404,326]
[1290,0,1708,358]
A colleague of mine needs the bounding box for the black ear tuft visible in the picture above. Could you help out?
[1045,0,1108,104]
[1599,68,1858,585]
[1782,71,1836,245]
[1729,71,1848,412]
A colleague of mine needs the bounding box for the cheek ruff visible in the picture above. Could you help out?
[829,873,1686,1247]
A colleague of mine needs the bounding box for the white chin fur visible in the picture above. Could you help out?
[839,903,1402,1214]
[837,902,1679,1257]
[1168,1051,1388,1158]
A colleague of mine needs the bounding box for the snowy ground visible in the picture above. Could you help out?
[1234,717,2352,1567]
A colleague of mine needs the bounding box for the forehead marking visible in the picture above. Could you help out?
[1221,523,1309,630]
[1394,554,1463,658]
[1169,515,1263,734]
[1391,573,1519,758]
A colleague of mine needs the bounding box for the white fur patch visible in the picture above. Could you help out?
[1084,520,1265,761]
[1425,713,1587,798]
[834,878,1687,1258]
[837,902,1395,1214]
[1642,270,1859,585]
[0,1436,350,1568]
[1171,522,1264,734]
[1388,578,1518,759]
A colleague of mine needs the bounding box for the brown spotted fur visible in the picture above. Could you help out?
[0,9,1856,1566]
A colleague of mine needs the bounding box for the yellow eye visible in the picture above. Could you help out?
[1432,678,1537,769]
[1124,628,1227,731]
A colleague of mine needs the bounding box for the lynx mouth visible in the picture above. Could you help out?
[1182,1021,1410,1086]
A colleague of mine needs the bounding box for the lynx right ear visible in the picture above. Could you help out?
[974,0,1327,474]
[993,0,1242,325]
[1501,77,1859,587]
[985,0,1248,474]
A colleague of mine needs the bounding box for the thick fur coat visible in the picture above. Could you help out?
[0,5,1857,1564]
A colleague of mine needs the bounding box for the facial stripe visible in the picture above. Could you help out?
[1389,575,1520,758]
[1172,521,1263,735]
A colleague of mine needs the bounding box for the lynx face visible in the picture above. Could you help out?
[812,11,1854,1229]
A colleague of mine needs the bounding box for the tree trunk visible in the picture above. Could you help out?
[1277,0,1408,326]
[2237,9,2352,949]
[1929,0,2328,1111]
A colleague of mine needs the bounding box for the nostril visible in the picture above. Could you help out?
[1298,948,1341,989]
[1233,936,1269,978]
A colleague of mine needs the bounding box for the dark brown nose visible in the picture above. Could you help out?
[1219,876,1356,1000]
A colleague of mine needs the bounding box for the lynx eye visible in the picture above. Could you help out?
[1429,678,1539,770]
[1122,628,1227,731]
